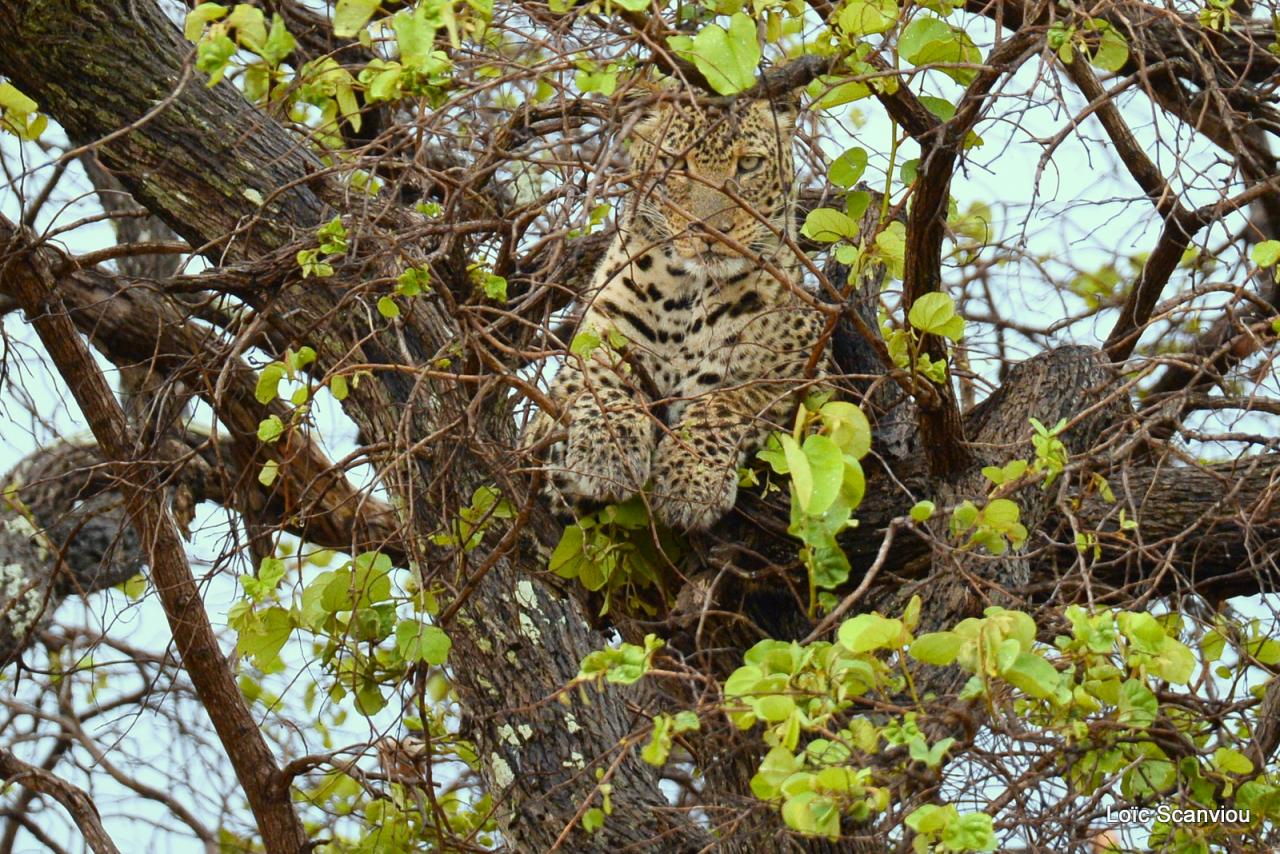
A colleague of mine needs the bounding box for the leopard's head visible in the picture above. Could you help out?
[626,97,798,277]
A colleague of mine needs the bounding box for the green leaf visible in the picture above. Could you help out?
[480,272,508,301]
[899,17,980,83]
[330,374,349,401]
[236,605,293,668]
[781,434,813,511]
[184,3,228,41]
[256,362,285,404]
[982,498,1020,529]
[394,6,436,64]
[899,16,952,61]
[829,147,869,188]
[261,14,296,64]
[1251,240,1280,268]
[873,221,906,278]
[1118,611,1166,653]
[549,524,587,578]
[0,83,37,115]
[377,296,401,318]
[0,83,46,141]
[334,0,380,37]
[670,13,761,96]
[910,500,935,522]
[1200,629,1226,662]
[805,531,853,589]
[810,75,872,108]
[362,61,404,102]
[355,680,386,715]
[819,400,871,458]
[840,457,866,511]
[582,807,605,833]
[242,556,287,602]
[396,620,452,665]
[227,4,267,50]
[1213,746,1254,775]
[950,500,978,536]
[756,693,797,722]
[909,735,954,769]
[837,0,898,36]
[334,82,360,131]
[118,573,147,600]
[1091,26,1129,72]
[801,434,844,516]
[578,635,663,685]
[196,33,238,86]
[1117,678,1157,728]
[1250,637,1280,665]
[801,208,860,243]
[910,631,960,664]
[289,346,316,372]
[905,803,955,835]
[571,328,602,359]
[845,190,871,223]
[575,63,619,96]
[908,292,964,340]
[941,812,997,852]
[750,745,801,799]
[257,415,285,443]
[838,613,904,653]
[258,459,279,487]
[919,95,956,121]
[1000,651,1059,699]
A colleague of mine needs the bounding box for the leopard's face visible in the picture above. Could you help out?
[627,99,797,277]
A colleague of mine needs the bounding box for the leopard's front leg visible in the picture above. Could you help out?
[650,381,790,531]
[547,356,655,506]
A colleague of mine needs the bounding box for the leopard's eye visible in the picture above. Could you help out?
[736,155,764,175]
[656,153,682,171]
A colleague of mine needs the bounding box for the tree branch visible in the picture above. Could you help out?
[0,748,119,854]
[0,227,308,851]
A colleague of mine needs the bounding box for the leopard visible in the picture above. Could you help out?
[521,95,831,532]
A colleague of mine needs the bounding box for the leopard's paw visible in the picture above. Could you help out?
[557,417,653,505]
[650,443,738,531]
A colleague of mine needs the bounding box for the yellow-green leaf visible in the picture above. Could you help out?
[184,2,229,41]
[334,0,381,37]
[670,13,761,96]
[781,434,813,511]
[837,0,898,36]
[801,208,860,243]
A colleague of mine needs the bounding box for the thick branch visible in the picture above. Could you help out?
[899,30,1039,477]
[0,2,325,259]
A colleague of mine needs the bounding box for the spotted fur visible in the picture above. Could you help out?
[523,97,830,531]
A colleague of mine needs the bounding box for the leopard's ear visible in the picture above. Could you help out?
[747,92,801,132]
[625,101,670,164]
[767,88,803,125]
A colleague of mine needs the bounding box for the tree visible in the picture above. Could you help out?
[0,0,1278,850]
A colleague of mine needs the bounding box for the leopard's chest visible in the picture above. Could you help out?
[620,271,775,397]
